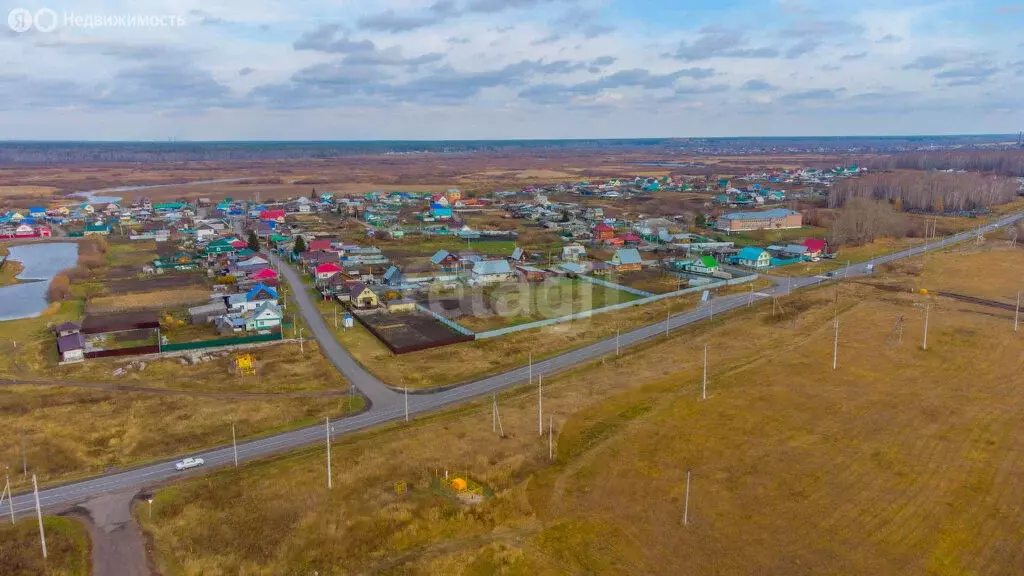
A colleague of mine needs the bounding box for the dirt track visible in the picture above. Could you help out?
[69,489,151,576]
[0,377,352,399]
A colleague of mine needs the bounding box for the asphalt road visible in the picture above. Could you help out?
[8,212,1022,516]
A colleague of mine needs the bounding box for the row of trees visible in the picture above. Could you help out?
[828,171,1018,212]
[828,198,909,246]
[46,236,109,302]
[860,150,1024,177]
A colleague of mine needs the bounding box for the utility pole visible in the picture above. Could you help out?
[4,467,12,524]
[1015,291,1020,334]
[20,431,27,479]
[702,345,708,400]
[492,393,497,433]
[325,417,332,489]
[748,284,753,307]
[832,309,839,371]
[922,304,931,351]
[683,470,691,526]
[404,387,409,422]
[493,394,504,437]
[615,329,620,356]
[665,309,670,337]
[528,352,532,387]
[232,421,238,468]
[298,328,305,355]
[548,415,554,461]
[538,374,543,437]
[32,474,46,559]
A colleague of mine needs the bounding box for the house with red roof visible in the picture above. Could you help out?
[619,233,642,245]
[594,222,615,241]
[249,268,279,281]
[259,209,286,223]
[308,238,334,251]
[230,239,247,249]
[802,238,830,258]
[314,262,342,282]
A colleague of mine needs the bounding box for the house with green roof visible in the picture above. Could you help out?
[687,255,720,275]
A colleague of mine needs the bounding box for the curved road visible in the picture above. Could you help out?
[8,212,1022,515]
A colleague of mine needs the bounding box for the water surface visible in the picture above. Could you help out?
[0,242,79,321]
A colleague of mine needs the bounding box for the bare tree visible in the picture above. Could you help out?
[830,198,908,245]
[829,171,1018,212]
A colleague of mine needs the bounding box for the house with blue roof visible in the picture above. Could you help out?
[736,247,771,269]
[227,283,279,313]
[382,266,404,286]
[430,249,458,269]
[610,248,643,271]
[470,259,513,284]
[716,209,802,233]
[430,203,453,219]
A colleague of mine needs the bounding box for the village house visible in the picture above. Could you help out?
[593,222,616,241]
[242,302,284,331]
[430,249,459,270]
[610,248,643,272]
[314,262,343,282]
[561,243,587,262]
[687,255,720,275]
[227,284,279,313]
[382,266,404,286]
[348,282,380,309]
[802,238,830,258]
[470,259,514,284]
[736,247,772,269]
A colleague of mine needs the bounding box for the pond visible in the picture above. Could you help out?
[0,242,79,321]
[70,178,250,204]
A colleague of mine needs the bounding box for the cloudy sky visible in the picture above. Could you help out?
[1,0,1022,140]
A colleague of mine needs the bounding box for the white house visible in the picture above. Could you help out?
[243,302,283,331]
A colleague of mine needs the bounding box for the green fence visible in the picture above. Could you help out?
[161,332,283,352]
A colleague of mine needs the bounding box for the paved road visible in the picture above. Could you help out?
[8,212,1022,516]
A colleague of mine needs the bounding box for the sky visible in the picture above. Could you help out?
[0,0,1022,140]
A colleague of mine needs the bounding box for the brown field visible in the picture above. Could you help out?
[0,517,89,575]
[139,244,1024,575]
[0,296,361,489]
[85,286,211,313]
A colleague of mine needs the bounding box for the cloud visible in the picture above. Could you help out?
[876,34,902,44]
[357,10,446,33]
[447,37,470,45]
[903,54,955,70]
[583,24,616,38]
[590,56,617,67]
[741,79,777,91]
[934,65,999,86]
[819,64,841,72]
[238,67,255,76]
[670,27,780,61]
[466,0,568,14]
[779,88,842,103]
[517,67,715,104]
[342,47,445,69]
[784,19,865,38]
[786,39,822,59]
[531,34,561,46]
[294,25,375,53]
[671,83,730,95]
[33,40,197,62]
[96,64,234,109]
[840,52,868,61]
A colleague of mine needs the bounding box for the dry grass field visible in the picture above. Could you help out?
[0,297,362,489]
[0,516,90,575]
[85,286,210,313]
[315,288,704,389]
[140,244,1024,575]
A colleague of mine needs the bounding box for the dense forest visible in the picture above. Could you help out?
[828,172,1019,212]
[861,150,1024,177]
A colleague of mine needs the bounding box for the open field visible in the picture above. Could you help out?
[140,244,1024,574]
[85,287,210,313]
[0,293,362,488]
[451,278,642,332]
[316,285,706,389]
[606,268,686,294]
[0,516,90,575]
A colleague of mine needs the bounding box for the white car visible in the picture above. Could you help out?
[175,457,205,471]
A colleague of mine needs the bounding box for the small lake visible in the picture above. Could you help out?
[0,243,79,321]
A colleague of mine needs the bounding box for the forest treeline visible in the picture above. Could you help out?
[860,150,1024,177]
[828,172,1019,212]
